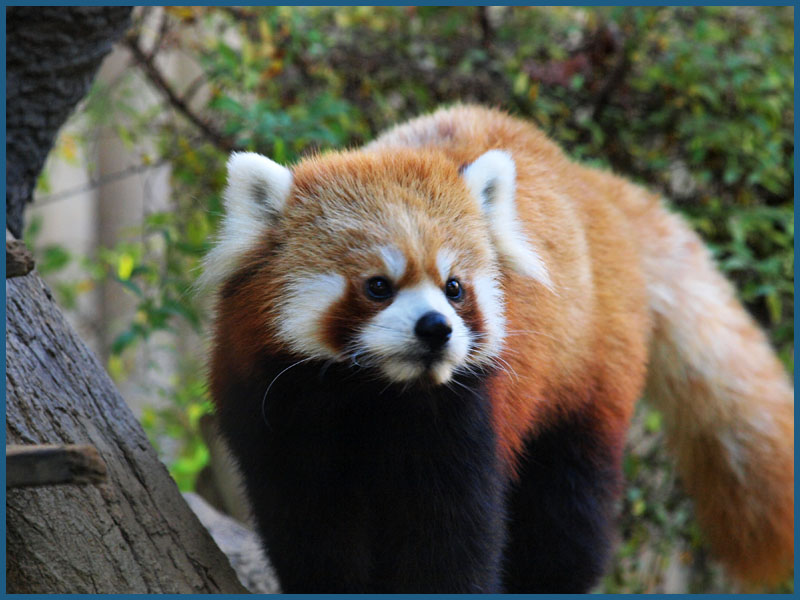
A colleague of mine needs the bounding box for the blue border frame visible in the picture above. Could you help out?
[2,4,795,598]
[0,1,797,6]
[2,4,8,596]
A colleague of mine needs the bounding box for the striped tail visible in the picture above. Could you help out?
[638,202,793,586]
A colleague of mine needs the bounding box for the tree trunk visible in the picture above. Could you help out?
[6,268,249,593]
[6,6,132,238]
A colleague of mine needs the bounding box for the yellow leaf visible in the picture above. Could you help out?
[242,40,254,64]
[513,72,529,96]
[165,6,197,21]
[266,60,283,78]
[60,134,79,164]
[632,499,646,516]
[529,82,540,101]
[335,12,350,27]
[118,253,134,280]
[108,355,125,381]
[259,17,272,44]
[77,280,95,294]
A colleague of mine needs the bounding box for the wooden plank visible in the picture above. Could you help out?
[7,444,107,488]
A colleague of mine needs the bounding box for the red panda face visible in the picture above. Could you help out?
[320,242,504,385]
[203,148,548,386]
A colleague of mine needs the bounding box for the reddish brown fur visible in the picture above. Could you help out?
[210,106,793,587]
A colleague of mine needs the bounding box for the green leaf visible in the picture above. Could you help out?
[38,245,71,275]
[110,327,139,355]
[644,410,662,433]
[117,278,145,299]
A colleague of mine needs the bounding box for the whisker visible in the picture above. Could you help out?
[379,379,396,395]
[261,357,315,428]
[447,375,481,398]
[490,355,519,380]
[318,358,336,378]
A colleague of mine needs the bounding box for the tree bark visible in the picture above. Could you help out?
[6,237,35,279]
[6,6,133,238]
[6,269,249,593]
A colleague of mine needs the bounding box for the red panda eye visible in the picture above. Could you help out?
[445,278,463,301]
[366,277,393,301]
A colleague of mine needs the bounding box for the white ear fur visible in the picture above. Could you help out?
[462,150,553,289]
[225,152,293,222]
[197,152,293,290]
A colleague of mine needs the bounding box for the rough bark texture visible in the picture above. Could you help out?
[6,238,35,279]
[6,6,133,237]
[6,271,248,593]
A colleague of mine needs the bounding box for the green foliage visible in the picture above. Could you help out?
[606,403,729,592]
[140,364,213,491]
[32,6,792,592]
[25,215,72,276]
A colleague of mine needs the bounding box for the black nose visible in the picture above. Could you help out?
[414,311,452,350]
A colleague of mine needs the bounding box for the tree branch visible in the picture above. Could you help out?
[148,8,172,61]
[591,45,631,123]
[33,159,169,207]
[123,34,238,153]
[477,7,493,49]
[181,72,209,105]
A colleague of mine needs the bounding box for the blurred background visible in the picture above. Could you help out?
[25,6,793,593]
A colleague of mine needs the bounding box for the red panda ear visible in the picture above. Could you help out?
[461,150,553,288]
[225,152,293,222]
[197,153,293,290]
[461,149,516,213]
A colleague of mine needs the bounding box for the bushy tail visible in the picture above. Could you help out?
[637,202,793,586]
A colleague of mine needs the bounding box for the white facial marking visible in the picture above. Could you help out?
[355,281,470,384]
[379,245,407,281]
[381,360,425,383]
[431,361,457,386]
[436,247,457,282]
[276,272,346,358]
[470,274,506,363]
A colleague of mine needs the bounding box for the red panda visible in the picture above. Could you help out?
[203,105,793,592]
